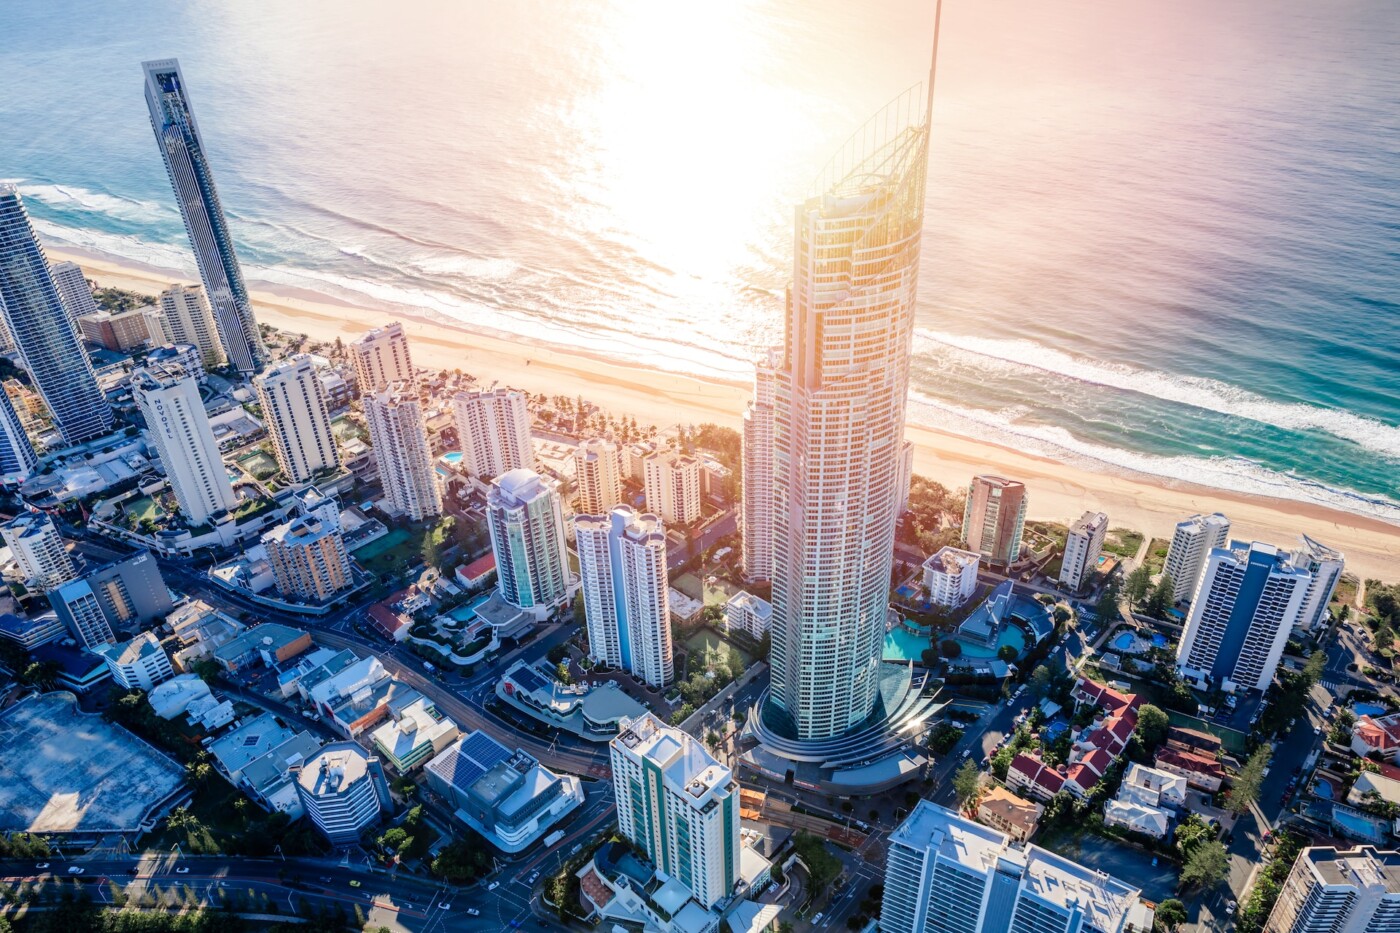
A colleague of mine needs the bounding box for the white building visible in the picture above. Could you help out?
[611,714,740,910]
[642,449,701,526]
[48,260,99,324]
[724,591,772,642]
[292,742,392,845]
[1060,511,1108,591]
[0,389,38,486]
[881,801,1151,933]
[1292,535,1345,631]
[452,388,533,480]
[255,354,340,484]
[363,385,441,521]
[1265,846,1400,933]
[131,363,239,524]
[2,511,76,591]
[1176,541,1311,692]
[95,631,174,691]
[1163,512,1230,604]
[575,506,673,689]
[574,438,623,516]
[146,343,205,384]
[154,284,226,369]
[922,546,981,609]
[348,322,414,393]
[487,469,570,615]
[741,348,780,582]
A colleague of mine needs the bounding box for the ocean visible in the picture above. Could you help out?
[3,0,1398,523]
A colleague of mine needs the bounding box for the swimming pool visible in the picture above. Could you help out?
[882,624,1027,663]
[1110,632,1137,652]
[441,451,463,465]
[1354,703,1388,718]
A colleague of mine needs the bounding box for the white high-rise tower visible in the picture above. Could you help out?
[453,388,533,479]
[348,322,413,393]
[741,348,780,582]
[155,284,226,369]
[1163,513,1231,604]
[573,438,622,516]
[131,363,238,524]
[363,386,440,521]
[255,354,340,484]
[575,506,673,689]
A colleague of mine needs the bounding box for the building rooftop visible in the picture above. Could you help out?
[425,730,516,794]
[208,713,299,778]
[262,515,340,548]
[923,546,981,576]
[1306,846,1400,893]
[297,742,374,797]
[616,714,732,804]
[213,623,308,664]
[1070,511,1108,536]
[95,631,166,666]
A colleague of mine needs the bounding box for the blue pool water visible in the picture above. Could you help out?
[1354,703,1388,718]
[1151,633,1167,648]
[441,451,463,464]
[883,624,1027,663]
[1110,632,1138,652]
[1313,781,1333,799]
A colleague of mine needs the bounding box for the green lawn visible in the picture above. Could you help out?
[684,628,754,668]
[1102,528,1145,559]
[1143,538,1171,575]
[123,495,162,524]
[332,414,367,444]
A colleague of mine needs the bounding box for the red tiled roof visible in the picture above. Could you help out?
[1074,676,1141,714]
[579,867,613,909]
[1156,745,1224,777]
[458,553,497,582]
[368,604,407,638]
[1081,748,1113,777]
[1010,753,1065,795]
[1066,763,1101,791]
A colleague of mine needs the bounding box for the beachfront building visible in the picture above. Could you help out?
[575,506,673,689]
[0,185,114,444]
[143,59,264,375]
[255,354,340,484]
[95,631,175,691]
[1163,512,1231,604]
[724,590,772,642]
[1264,846,1400,933]
[49,260,99,323]
[348,321,414,393]
[573,438,622,516]
[453,387,532,480]
[487,469,570,615]
[131,362,238,524]
[2,511,77,592]
[741,348,780,582]
[363,385,441,521]
[1176,541,1311,692]
[0,389,38,486]
[1292,535,1346,631]
[611,714,740,910]
[1060,510,1108,592]
[292,743,392,845]
[78,307,153,351]
[642,449,701,526]
[880,801,1151,933]
[962,475,1028,568]
[154,284,225,369]
[922,546,981,609]
[262,515,354,602]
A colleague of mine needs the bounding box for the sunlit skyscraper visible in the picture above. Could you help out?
[143,59,265,376]
[765,82,934,740]
[741,348,780,583]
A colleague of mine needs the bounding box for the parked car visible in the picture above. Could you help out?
[67,867,84,875]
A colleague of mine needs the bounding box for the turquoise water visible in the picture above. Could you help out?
[441,451,463,464]
[1110,632,1139,652]
[3,1,1399,520]
[883,624,1026,663]
[449,597,488,622]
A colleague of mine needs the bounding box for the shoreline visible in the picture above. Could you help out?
[47,244,1400,583]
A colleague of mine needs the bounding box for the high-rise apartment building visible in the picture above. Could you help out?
[49,578,115,649]
[363,385,441,521]
[574,438,622,516]
[487,469,569,613]
[0,388,38,485]
[881,801,1149,933]
[146,343,206,384]
[131,362,238,524]
[255,354,340,484]
[292,743,393,845]
[62,551,172,629]
[48,260,99,323]
[1265,846,1400,933]
[642,450,701,526]
[610,714,740,910]
[575,506,673,689]
[143,59,264,375]
[741,348,780,582]
[1292,535,1345,631]
[1176,541,1311,692]
[348,322,414,393]
[962,475,1028,568]
[1163,512,1230,604]
[78,307,153,352]
[154,284,225,369]
[0,185,114,444]
[262,515,354,602]
[1060,510,1108,591]
[1,511,77,591]
[453,388,532,480]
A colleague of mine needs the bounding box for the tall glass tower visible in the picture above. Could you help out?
[0,185,114,445]
[143,59,265,376]
[765,79,935,740]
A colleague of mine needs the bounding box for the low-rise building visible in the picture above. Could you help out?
[95,631,174,691]
[208,713,321,817]
[292,742,392,845]
[29,641,112,694]
[1353,713,1400,762]
[576,841,722,933]
[1104,799,1171,839]
[369,695,459,772]
[166,600,245,672]
[1006,753,1066,802]
[723,591,771,641]
[921,546,980,609]
[148,673,213,720]
[1153,745,1225,792]
[976,785,1043,843]
[0,611,65,650]
[212,623,313,672]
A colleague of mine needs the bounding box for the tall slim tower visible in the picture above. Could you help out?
[766,73,936,740]
[452,388,533,480]
[574,438,623,516]
[575,506,673,689]
[255,354,340,484]
[0,389,39,486]
[143,59,265,376]
[1163,512,1231,604]
[741,348,780,582]
[363,385,440,521]
[48,260,99,323]
[131,363,238,524]
[348,322,414,393]
[155,284,226,369]
[0,185,114,444]
[486,469,570,613]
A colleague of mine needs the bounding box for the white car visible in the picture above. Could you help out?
[487,881,500,891]
[34,863,49,870]
[466,908,480,916]
[175,867,189,874]
[68,867,84,875]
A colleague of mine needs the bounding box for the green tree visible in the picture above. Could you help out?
[1229,747,1271,814]
[793,833,841,891]
[953,759,982,808]
[1179,840,1228,891]
[1174,813,1214,857]
[1125,566,1152,607]
[1095,577,1123,624]
[1155,898,1188,931]
[1030,664,1055,698]
[1146,575,1174,617]
[1135,704,1170,752]
[1301,649,1326,688]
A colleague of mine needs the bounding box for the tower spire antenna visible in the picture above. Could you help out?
[925,0,944,128]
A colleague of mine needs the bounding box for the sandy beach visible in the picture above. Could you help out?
[49,246,1400,584]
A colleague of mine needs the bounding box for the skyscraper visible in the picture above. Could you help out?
[452,388,533,480]
[1265,846,1400,933]
[131,363,239,524]
[363,385,440,521]
[741,348,780,582]
[0,388,39,486]
[486,469,569,613]
[641,449,701,526]
[154,284,226,369]
[766,77,935,741]
[0,185,114,444]
[1060,510,1108,591]
[573,438,623,516]
[348,322,414,393]
[962,475,1028,568]
[255,354,340,484]
[1175,541,1311,692]
[575,506,673,689]
[1,511,77,591]
[610,713,740,911]
[143,59,265,375]
[1292,535,1345,631]
[48,260,99,323]
[1163,512,1231,604]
